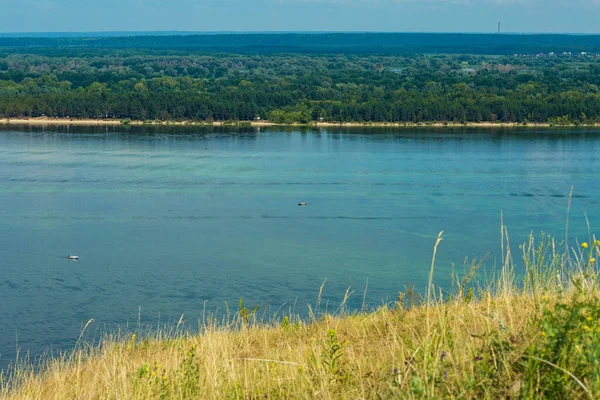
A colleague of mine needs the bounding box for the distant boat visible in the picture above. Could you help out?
[68,255,79,260]
[298,202,307,206]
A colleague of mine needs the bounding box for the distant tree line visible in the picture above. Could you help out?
[2,51,600,124]
[2,33,600,55]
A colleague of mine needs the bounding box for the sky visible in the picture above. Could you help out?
[1,0,599,34]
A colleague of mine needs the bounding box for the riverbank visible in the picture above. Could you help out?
[0,117,591,128]
[2,235,599,399]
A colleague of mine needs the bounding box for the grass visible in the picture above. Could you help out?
[2,231,600,399]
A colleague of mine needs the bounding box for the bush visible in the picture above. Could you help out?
[523,292,600,398]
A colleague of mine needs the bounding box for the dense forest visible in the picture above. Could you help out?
[2,34,600,124]
[3,33,600,55]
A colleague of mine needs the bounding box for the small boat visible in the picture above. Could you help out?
[298,202,307,206]
[68,255,79,260]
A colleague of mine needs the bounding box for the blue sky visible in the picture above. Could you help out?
[1,0,599,33]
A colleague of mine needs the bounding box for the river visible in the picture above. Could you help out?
[0,125,598,371]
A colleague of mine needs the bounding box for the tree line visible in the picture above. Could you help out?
[1,51,600,124]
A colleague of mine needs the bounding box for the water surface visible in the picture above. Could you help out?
[1,126,599,370]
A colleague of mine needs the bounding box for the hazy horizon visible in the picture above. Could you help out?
[0,31,599,37]
[1,0,599,34]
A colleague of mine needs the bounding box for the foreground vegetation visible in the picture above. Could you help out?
[2,231,600,399]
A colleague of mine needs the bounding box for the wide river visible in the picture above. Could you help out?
[1,126,599,370]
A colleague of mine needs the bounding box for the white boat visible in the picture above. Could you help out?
[68,255,79,260]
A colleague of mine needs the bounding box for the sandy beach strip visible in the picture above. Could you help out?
[0,118,579,128]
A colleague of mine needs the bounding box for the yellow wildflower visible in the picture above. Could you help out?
[583,325,591,332]
[590,258,597,263]
[582,242,589,249]
[540,332,546,336]
[587,316,593,321]
[595,240,600,246]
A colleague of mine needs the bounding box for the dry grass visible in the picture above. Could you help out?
[1,296,538,399]
[2,232,600,399]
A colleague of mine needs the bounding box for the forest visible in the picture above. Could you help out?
[3,33,600,55]
[2,34,600,124]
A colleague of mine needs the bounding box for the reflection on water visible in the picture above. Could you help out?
[0,125,599,371]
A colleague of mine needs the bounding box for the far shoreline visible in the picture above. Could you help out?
[0,117,597,129]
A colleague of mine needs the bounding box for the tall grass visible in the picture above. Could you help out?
[1,229,600,399]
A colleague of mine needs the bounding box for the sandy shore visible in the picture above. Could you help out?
[0,117,586,128]
[0,118,123,126]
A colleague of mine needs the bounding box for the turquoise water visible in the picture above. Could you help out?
[0,126,599,370]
